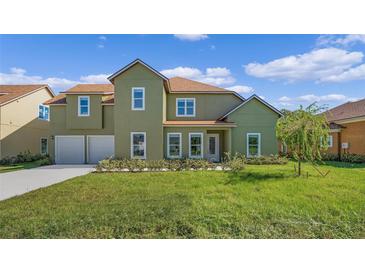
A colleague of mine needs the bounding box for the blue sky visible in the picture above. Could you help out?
[1,34,364,110]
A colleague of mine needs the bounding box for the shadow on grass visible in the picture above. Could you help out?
[320,161,365,169]
[225,171,288,185]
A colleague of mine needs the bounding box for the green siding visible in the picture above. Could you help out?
[227,98,280,156]
[66,94,103,129]
[166,93,242,120]
[48,105,114,161]
[113,63,164,160]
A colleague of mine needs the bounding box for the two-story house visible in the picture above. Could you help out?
[44,59,282,164]
[0,85,54,159]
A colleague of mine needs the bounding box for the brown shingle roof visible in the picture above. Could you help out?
[168,77,232,93]
[44,93,66,105]
[65,84,114,93]
[0,85,49,105]
[324,99,365,122]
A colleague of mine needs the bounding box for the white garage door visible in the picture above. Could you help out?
[55,136,85,164]
[87,135,115,164]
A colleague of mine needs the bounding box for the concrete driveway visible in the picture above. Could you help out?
[0,165,95,201]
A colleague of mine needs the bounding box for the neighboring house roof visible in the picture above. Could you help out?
[168,77,233,93]
[0,84,55,106]
[63,84,114,94]
[163,120,236,127]
[44,93,66,105]
[108,59,169,83]
[324,99,365,122]
[218,94,282,120]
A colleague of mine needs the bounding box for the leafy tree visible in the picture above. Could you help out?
[276,103,329,176]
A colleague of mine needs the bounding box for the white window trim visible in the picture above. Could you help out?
[247,133,261,157]
[130,132,146,159]
[131,87,145,111]
[40,137,48,155]
[38,104,50,121]
[167,132,182,159]
[328,135,333,148]
[78,96,90,117]
[176,98,196,117]
[189,132,203,159]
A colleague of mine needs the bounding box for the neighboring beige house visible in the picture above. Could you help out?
[324,99,365,157]
[0,85,55,159]
[44,59,282,164]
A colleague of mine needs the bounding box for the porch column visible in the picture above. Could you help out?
[224,128,232,155]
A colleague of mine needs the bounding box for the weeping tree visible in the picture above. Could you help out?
[276,103,329,176]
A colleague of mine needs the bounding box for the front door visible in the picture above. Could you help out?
[207,134,219,162]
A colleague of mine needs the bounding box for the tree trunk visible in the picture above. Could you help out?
[298,159,301,176]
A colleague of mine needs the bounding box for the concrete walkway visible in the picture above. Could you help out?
[0,165,95,201]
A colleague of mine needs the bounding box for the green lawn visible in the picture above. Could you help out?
[0,160,44,173]
[0,161,364,239]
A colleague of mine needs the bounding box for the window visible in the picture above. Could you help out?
[78,96,90,116]
[167,133,182,158]
[176,98,195,117]
[132,87,145,110]
[40,138,48,155]
[247,133,261,157]
[38,104,49,120]
[327,136,333,147]
[189,133,203,158]
[131,132,146,159]
[320,136,333,148]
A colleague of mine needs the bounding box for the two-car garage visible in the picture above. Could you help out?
[55,135,114,164]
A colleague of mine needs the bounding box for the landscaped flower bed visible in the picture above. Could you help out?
[95,154,288,173]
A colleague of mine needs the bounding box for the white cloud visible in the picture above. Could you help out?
[278,96,292,102]
[278,93,359,106]
[245,48,364,83]
[227,85,254,94]
[80,74,110,83]
[0,67,111,91]
[210,45,216,50]
[317,34,365,47]
[97,44,105,48]
[206,67,231,77]
[320,63,365,82]
[174,34,208,41]
[99,35,107,40]
[161,66,235,86]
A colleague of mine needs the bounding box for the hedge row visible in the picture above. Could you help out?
[95,154,288,173]
[0,150,51,166]
[321,153,365,163]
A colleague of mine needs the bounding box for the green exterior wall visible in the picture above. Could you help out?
[66,94,103,129]
[48,105,114,161]
[226,98,280,156]
[166,93,242,120]
[113,63,165,160]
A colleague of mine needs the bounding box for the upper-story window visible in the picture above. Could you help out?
[38,104,49,120]
[176,98,195,117]
[132,87,145,110]
[78,96,90,116]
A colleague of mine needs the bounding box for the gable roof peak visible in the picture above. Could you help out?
[107,58,168,83]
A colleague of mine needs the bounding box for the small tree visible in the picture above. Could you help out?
[276,103,329,176]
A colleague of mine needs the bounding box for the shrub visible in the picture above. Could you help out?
[222,152,245,172]
[0,151,49,166]
[341,153,365,163]
[321,153,340,161]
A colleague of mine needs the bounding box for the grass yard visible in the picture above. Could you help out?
[0,161,364,239]
[0,160,44,173]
